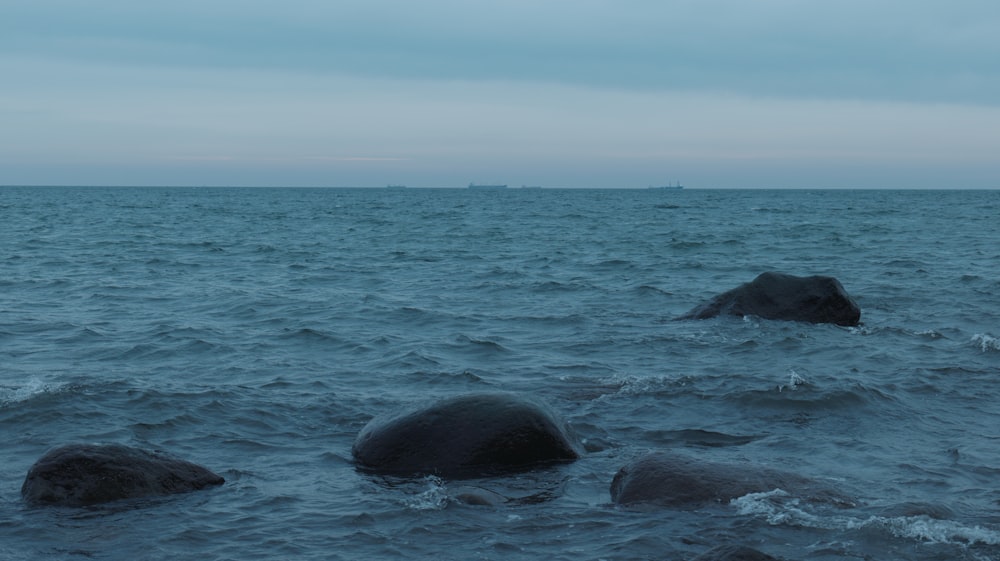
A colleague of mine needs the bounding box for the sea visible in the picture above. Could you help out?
[1,186,999,561]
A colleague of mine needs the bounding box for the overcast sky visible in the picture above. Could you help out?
[2,0,999,188]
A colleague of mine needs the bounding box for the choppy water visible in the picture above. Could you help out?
[2,186,999,561]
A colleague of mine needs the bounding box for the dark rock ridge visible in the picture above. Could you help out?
[610,452,851,509]
[352,392,581,479]
[21,443,225,507]
[677,271,861,326]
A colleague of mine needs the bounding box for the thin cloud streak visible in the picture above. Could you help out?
[4,0,998,105]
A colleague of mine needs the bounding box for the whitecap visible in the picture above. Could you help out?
[733,490,1000,546]
[595,374,680,399]
[0,377,53,407]
[848,325,878,336]
[971,333,999,353]
[777,369,808,393]
[606,375,661,397]
[875,516,1000,545]
[731,489,824,527]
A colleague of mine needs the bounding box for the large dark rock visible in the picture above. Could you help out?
[22,443,225,507]
[610,452,850,509]
[352,392,581,479]
[691,545,784,561]
[677,272,860,326]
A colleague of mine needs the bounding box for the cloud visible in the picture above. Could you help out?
[3,0,999,104]
[2,1,999,187]
[4,51,998,187]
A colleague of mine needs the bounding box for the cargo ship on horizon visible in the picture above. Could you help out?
[648,181,683,189]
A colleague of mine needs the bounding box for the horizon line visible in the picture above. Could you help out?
[2,184,999,191]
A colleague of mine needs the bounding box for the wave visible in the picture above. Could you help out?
[649,428,761,448]
[381,349,443,369]
[597,371,893,415]
[0,377,56,407]
[971,333,999,353]
[454,334,509,351]
[596,374,689,399]
[529,280,591,293]
[402,476,451,511]
[733,489,1000,546]
[398,369,488,389]
[875,516,1000,545]
[106,337,230,361]
[668,240,706,250]
[735,383,892,412]
[848,324,955,340]
[634,285,673,298]
[278,327,347,344]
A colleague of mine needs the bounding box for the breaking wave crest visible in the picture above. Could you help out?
[971,333,1000,353]
[0,377,55,407]
[733,490,1000,546]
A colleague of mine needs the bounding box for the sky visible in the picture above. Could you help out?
[2,0,999,188]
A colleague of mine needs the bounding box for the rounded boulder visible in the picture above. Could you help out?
[352,392,581,479]
[22,443,225,507]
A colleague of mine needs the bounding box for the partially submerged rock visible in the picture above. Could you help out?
[22,443,225,507]
[692,545,785,561]
[610,451,850,509]
[678,272,860,326]
[352,392,581,479]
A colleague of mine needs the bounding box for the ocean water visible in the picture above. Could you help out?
[1,186,999,561]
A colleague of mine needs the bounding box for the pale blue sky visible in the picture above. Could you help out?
[2,0,999,188]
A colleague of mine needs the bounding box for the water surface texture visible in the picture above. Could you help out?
[2,187,999,560]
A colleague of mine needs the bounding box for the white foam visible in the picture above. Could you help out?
[848,325,877,336]
[596,374,666,399]
[876,516,1000,545]
[733,491,1000,546]
[0,377,52,407]
[732,489,823,527]
[971,333,1000,353]
[777,369,808,392]
[402,476,449,511]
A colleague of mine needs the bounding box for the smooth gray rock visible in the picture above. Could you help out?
[678,272,861,326]
[352,392,581,479]
[22,443,224,507]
